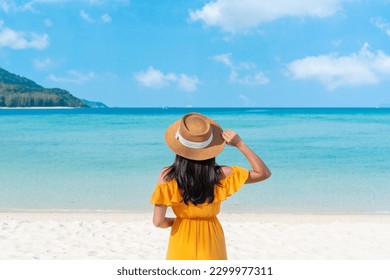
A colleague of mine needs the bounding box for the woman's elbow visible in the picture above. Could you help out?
[258,172,271,182]
[153,217,164,227]
[253,170,271,183]
[264,170,272,180]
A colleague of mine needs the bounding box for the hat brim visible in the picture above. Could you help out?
[165,117,225,161]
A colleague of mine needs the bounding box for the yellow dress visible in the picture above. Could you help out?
[150,166,249,260]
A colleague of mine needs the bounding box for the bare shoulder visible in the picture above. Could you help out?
[157,167,170,184]
[220,165,233,180]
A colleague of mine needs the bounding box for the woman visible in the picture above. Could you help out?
[150,112,271,260]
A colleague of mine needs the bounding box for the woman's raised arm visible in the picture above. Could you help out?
[222,129,271,184]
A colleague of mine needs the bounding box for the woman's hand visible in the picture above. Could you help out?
[222,129,244,148]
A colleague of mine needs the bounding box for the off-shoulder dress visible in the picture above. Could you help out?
[150,166,249,260]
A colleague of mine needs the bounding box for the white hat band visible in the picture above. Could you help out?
[175,129,213,149]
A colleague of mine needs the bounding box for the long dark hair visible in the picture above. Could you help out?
[164,155,223,205]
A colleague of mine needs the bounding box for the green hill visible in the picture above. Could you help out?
[0,67,88,107]
[81,99,108,108]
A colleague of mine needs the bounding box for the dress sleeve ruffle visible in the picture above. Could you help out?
[150,166,249,206]
[150,180,182,206]
[214,166,249,202]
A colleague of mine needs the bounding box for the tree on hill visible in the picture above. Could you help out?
[0,67,88,107]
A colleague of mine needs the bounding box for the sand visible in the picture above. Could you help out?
[1,211,390,260]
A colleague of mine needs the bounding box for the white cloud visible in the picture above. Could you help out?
[80,10,94,23]
[134,67,199,92]
[237,71,269,85]
[190,0,343,33]
[0,21,49,50]
[371,17,390,37]
[213,53,269,85]
[177,74,199,92]
[33,57,52,69]
[286,43,390,89]
[0,0,24,13]
[86,0,103,5]
[86,0,129,5]
[239,94,254,106]
[101,13,111,23]
[30,0,67,3]
[44,18,53,27]
[213,53,233,67]
[1,0,126,13]
[48,70,95,84]
[80,10,112,24]
[0,0,13,13]
[134,67,174,89]
[21,0,68,12]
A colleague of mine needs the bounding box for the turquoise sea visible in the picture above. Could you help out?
[0,108,389,213]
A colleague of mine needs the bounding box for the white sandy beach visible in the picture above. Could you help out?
[1,212,390,260]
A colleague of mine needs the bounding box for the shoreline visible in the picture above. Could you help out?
[1,106,390,110]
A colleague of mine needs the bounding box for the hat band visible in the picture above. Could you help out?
[175,129,213,149]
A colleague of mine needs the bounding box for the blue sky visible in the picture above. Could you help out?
[1,0,390,107]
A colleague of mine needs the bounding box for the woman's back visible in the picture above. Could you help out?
[151,165,249,259]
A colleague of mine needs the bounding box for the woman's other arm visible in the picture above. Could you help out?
[152,168,175,228]
[222,129,271,184]
[153,204,175,228]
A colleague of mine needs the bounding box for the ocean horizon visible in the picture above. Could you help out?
[1,107,389,214]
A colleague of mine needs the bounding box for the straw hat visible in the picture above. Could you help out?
[165,113,225,161]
